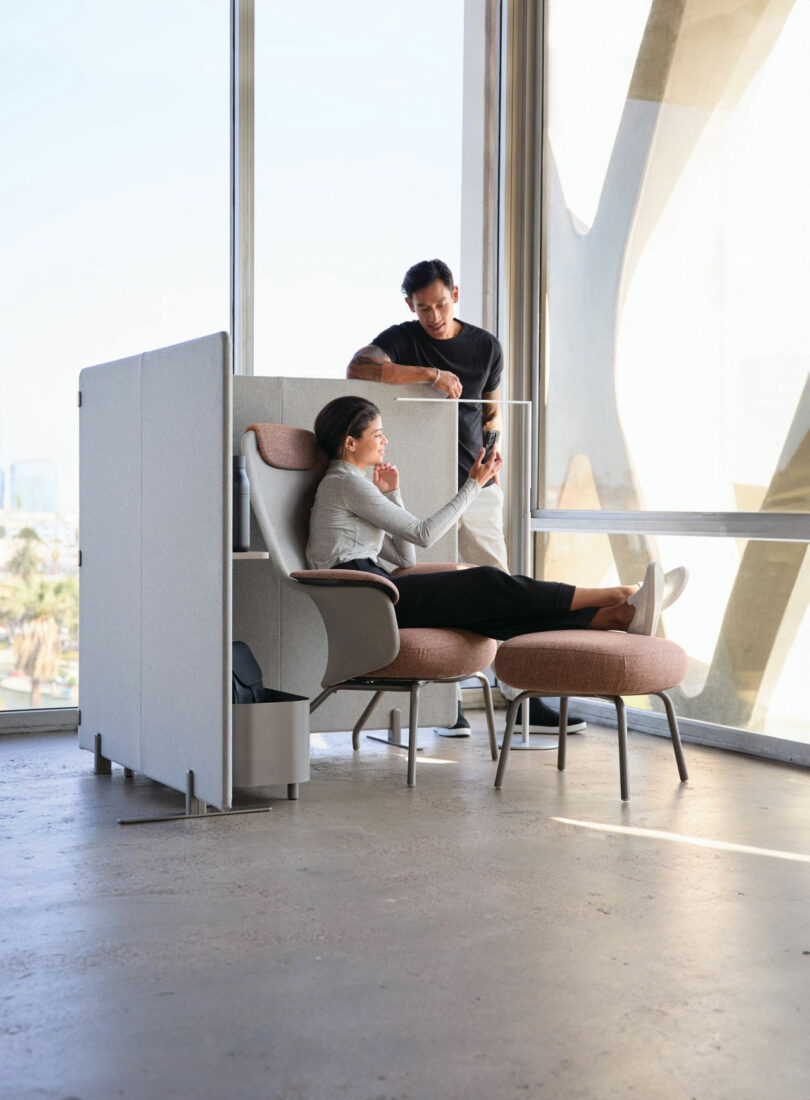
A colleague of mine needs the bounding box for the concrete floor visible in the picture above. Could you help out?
[2,715,810,1100]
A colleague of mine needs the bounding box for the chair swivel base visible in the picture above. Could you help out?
[366,707,425,752]
[497,700,558,750]
[501,735,559,751]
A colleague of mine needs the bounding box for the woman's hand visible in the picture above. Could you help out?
[468,447,503,487]
[373,463,400,493]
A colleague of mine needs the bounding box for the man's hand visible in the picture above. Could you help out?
[434,369,463,399]
[481,387,503,482]
[373,463,400,493]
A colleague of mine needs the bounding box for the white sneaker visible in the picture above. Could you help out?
[627,562,664,635]
[661,566,689,609]
[632,566,689,611]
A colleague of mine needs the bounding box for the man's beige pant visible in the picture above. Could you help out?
[456,483,523,705]
[458,483,509,572]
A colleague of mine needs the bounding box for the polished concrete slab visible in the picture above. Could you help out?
[2,717,809,1100]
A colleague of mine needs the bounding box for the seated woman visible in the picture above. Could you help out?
[306,396,685,640]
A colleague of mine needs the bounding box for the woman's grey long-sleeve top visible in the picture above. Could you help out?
[306,460,480,570]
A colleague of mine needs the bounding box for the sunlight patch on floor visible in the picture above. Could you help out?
[552,817,810,863]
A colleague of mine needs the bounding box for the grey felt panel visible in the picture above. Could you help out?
[280,378,458,564]
[232,375,282,448]
[78,355,143,768]
[232,377,458,730]
[139,333,231,810]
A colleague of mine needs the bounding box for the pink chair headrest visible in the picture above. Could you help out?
[245,423,325,471]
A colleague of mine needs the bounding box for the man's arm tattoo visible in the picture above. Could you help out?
[482,389,503,434]
[346,345,390,381]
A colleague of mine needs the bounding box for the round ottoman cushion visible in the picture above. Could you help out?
[368,629,497,680]
[494,630,687,696]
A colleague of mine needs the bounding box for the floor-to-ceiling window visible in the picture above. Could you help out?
[252,0,464,377]
[535,0,810,749]
[0,2,229,721]
[1,0,464,725]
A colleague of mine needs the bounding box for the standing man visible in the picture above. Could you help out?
[346,258,585,735]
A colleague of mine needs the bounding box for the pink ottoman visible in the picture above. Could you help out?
[494,630,689,800]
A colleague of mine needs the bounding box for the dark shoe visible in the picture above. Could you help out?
[439,702,472,737]
[515,698,586,734]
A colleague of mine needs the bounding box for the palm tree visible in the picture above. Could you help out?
[13,616,61,708]
[8,528,42,585]
[49,539,62,575]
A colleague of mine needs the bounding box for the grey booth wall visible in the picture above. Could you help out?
[232,377,460,731]
[79,333,232,810]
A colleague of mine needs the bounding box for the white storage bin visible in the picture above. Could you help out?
[232,688,310,797]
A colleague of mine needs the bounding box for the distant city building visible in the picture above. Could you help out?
[10,460,59,512]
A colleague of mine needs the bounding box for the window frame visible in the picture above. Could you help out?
[497,0,810,764]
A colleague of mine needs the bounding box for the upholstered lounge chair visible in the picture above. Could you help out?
[241,423,498,787]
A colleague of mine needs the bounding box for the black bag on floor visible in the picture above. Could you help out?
[232,641,266,704]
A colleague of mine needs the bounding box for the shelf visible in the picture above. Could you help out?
[232,551,269,559]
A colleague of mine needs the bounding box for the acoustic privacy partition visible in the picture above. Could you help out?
[79,333,232,810]
[79,335,460,813]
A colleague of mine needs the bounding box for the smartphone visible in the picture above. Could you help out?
[482,429,499,463]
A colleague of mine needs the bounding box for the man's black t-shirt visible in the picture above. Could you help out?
[371,319,503,488]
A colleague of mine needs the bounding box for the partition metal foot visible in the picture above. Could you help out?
[118,771,274,824]
[91,739,274,825]
[655,691,689,782]
[93,733,112,775]
[117,806,273,825]
[185,770,207,816]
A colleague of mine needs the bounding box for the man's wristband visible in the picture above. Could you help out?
[431,368,441,388]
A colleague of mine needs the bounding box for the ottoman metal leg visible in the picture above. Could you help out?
[474,671,498,760]
[494,692,527,788]
[614,696,629,801]
[655,690,688,782]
